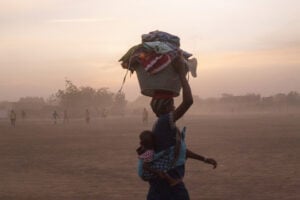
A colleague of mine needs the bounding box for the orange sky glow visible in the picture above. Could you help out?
[0,0,299,101]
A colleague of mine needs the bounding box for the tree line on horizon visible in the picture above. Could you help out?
[0,80,300,117]
[128,91,300,114]
[0,80,127,118]
[190,92,300,113]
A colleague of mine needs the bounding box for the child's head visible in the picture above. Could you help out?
[150,97,175,117]
[139,130,154,149]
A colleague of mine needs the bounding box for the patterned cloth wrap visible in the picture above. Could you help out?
[138,127,187,181]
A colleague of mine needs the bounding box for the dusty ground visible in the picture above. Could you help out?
[0,113,299,200]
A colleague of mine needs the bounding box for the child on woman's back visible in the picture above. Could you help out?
[137,130,182,186]
[137,130,217,186]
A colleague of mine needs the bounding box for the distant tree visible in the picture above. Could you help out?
[220,93,234,103]
[273,93,286,103]
[54,80,116,115]
[78,86,97,108]
[46,94,60,106]
[243,93,261,103]
[273,93,287,109]
[287,91,300,105]
[16,97,46,110]
[56,80,80,108]
[95,88,114,109]
[111,92,127,115]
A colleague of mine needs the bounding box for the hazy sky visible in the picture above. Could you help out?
[0,0,299,101]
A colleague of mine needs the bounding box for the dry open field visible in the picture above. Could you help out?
[0,113,299,200]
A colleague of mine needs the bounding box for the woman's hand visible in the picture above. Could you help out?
[173,50,187,76]
[205,158,218,169]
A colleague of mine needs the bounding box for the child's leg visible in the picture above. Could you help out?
[161,172,182,186]
[143,163,181,186]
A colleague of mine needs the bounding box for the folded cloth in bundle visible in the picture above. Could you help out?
[142,30,193,57]
[143,41,175,54]
[185,57,198,78]
[119,30,196,75]
[142,30,180,49]
[139,51,172,75]
[118,44,142,65]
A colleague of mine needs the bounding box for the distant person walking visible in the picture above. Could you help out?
[21,110,26,120]
[101,108,108,119]
[63,110,69,124]
[52,110,59,124]
[142,108,148,124]
[85,109,90,124]
[10,110,17,127]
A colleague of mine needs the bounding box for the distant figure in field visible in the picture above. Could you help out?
[142,108,148,124]
[52,110,59,124]
[63,110,69,124]
[21,110,26,120]
[85,109,90,124]
[101,108,108,119]
[10,110,17,127]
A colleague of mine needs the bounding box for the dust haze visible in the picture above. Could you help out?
[0,81,300,199]
[0,113,299,199]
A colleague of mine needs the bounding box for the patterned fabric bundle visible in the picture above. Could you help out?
[138,128,187,181]
[140,149,174,181]
[138,149,155,163]
[139,52,172,74]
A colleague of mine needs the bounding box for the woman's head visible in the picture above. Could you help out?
[150,97,174,117]
[139,130,154,149]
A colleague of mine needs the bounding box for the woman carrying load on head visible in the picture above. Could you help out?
[146,51,217,200]
[146,51,193,200]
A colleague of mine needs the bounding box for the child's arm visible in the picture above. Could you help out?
[186,149,218,169]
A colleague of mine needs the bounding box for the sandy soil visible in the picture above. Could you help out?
[0,113,299,200]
